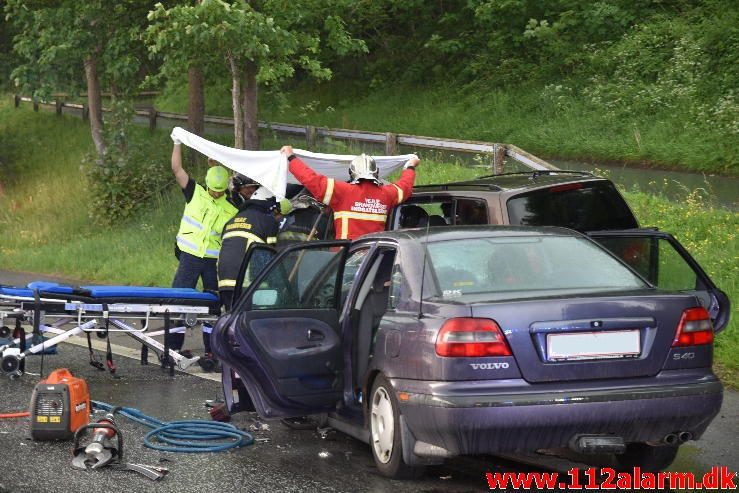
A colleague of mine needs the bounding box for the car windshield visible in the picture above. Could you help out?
[427,235,647,299]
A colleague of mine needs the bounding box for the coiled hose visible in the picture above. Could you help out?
[93,400,253,453]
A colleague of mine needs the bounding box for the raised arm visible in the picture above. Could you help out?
[388,155,420,205]
[281,145,335,204]
[171,143,189,189]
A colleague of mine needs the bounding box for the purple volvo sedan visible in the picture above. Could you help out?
[212,226,726,478]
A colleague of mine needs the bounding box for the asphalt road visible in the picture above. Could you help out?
[1,270,737,492]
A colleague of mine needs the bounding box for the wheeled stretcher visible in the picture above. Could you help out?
[0,282,221,378]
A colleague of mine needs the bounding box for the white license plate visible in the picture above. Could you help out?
[547,330,641,361]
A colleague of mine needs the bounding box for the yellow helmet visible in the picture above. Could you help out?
[205,166,229,192]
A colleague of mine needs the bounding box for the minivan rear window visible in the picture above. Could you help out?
[506,181,638,232]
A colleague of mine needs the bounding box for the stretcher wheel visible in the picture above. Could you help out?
[1,354,22,377]
[96,330,108,339]
[0,326,10,339]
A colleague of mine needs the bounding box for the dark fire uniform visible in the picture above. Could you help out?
[217,199,279,310]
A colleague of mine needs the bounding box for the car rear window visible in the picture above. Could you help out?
[506,181,637,231]
[427,235,647,299]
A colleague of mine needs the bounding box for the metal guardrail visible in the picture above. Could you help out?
[14,94,557,172]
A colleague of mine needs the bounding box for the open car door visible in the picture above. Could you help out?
[212,240,351,419]
[588,230,730,333]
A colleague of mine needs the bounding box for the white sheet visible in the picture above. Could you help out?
[171,127,416,199]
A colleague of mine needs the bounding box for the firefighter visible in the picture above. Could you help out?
[217,181,280,312]
[168,141,237,356]
[280,146,420,240]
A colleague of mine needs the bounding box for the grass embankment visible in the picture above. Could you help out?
[156,81,738,176]
[0,101,737,386]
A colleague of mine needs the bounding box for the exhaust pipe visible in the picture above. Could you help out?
[663,433,679,446]
[678,431,693,443]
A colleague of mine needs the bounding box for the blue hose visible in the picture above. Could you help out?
[93,400,254,453]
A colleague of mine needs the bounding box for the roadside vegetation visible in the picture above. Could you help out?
[0,101,736,386]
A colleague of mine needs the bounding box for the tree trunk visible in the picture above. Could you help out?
[242,60,259,150]
[84,52,106,157]
[229,55,245,149]
[187,64,205,136]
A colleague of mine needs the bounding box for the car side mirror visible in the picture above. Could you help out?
[252,289,278,307]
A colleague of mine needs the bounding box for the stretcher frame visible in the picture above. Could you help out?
[1,286,221,378]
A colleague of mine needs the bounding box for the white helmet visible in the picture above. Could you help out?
[251,186,274,201]
[349,154,379,183]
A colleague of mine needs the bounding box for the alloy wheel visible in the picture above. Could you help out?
[370,386,395,464]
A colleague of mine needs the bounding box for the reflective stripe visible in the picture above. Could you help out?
[266,236,277,244]
[169,326,187,334]
[176,235,199,251]
[322,179,335,204]
[392,184,404,203]
[182,215,205,231]
[205,248,220,257]
[339,217,349,239]
[202,324,213,334]
[219,279,237,288]
[334,211,388,222]
[222,231,265,244]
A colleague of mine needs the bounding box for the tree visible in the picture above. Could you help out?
[5,0,157,158]
[146,0,365,149]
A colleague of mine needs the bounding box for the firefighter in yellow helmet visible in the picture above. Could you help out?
[168,140,238,360]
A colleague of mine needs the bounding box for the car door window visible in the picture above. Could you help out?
[591,231,730,332]
[250,245,347,310]
[340,247,371,311]
[234,244,277,302]
[388,262,403,310]
[455,198,487,225]
[596,236,702,290]
[394,202,451,229]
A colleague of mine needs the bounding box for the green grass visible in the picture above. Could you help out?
[156,81,738,176]
[1,99,737,387]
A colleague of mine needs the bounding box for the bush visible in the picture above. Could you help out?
[85,102,171,225]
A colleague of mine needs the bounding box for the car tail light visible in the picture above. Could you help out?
[436,318,511,357]
[672,307,713,347]
[548,183,583,193]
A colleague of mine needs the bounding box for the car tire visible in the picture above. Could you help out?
[616,443,679,472]
[369,375,423,479]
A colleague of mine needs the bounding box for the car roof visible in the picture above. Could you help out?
[411,170,604,193]
[358,224,579,245]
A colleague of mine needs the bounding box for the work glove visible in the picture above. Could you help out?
[171,129,182,145]
[404,155,420,169]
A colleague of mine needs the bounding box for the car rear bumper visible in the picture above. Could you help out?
[391,372,723,456]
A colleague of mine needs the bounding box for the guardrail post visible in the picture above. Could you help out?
[148,107,157,131]
[13,94,20,108]
[33,100,39,112]
[82,104,89,122]
[306,125,317,150]
[493,144,506,174]
[55,99,63,116]
[385,133,398,155]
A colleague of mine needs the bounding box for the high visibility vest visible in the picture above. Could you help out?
[176,185,236,259]
[208,197,238,258]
